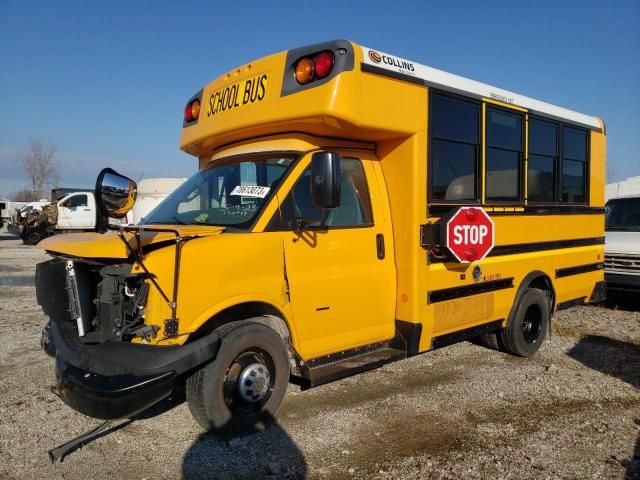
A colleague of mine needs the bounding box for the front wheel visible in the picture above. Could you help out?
[500,288,549,357]
[23,228,44,245]
[41,320,56,357]
[186,321,289,437]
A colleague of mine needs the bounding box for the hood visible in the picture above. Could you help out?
[38,225,224,259]
[605,231,640,255]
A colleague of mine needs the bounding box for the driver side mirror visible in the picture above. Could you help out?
[310,151,341,209]
[95,168,137,220]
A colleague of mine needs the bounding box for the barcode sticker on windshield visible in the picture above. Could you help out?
[230,185,270,198]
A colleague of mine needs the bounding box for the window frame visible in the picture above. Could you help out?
[62,194,89,208]
[484,104,525,204]
[143,151,299,231]
[266,156,376,232]
[428,90,482,205]
[526,116,560,204]
[525,116,590,205]
[560,125,589,204]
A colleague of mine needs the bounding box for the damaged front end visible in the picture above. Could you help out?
[36,252,220,420]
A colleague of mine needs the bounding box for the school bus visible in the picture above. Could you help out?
[36,40,606,438]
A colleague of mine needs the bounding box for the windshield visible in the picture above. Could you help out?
[605,198,640,231]
[142,153,296,229]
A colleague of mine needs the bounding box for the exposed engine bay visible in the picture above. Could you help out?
[38,258,157,344]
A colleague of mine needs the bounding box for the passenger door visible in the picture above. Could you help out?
[57,194,94,229]
[276,153,396,359]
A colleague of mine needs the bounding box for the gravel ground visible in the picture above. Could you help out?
[0,231,638,480]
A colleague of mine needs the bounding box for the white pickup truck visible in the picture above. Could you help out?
[11,192,105,244]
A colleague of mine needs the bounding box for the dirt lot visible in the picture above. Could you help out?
[0,232,638,480]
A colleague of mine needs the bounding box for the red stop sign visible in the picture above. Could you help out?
[444,207,495,263]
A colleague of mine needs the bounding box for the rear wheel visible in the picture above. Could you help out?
[500,288,549,357]
[186,321,289,437]
[478,332,502,350]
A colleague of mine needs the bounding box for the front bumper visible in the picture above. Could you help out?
[605,272,640,292]
[51,320,221,419]
[55,356,176,419]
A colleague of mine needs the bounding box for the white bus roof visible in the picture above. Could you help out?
[361,45,602,131]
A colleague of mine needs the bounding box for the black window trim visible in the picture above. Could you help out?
[428,89,482,205]
[527,116,560,205]
[560,125,589,205]
[526,117,589,206]
[427,93,591,211]
[485,104,525,204]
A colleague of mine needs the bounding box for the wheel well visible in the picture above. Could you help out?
[528,274,556,312]
[187,302,291,344]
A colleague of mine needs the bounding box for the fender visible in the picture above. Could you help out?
[189,294,299,349]
[505,270,555,327]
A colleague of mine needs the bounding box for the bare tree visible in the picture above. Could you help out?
[10,189,39,202]
[20,139,60,199]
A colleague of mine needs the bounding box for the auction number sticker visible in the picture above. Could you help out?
[230,185,270,198]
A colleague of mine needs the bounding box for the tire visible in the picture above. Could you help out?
[41,320,57,358]
[478,332,502,350]
[500,288,549,357]
[23,228,44,245]
[186,321,289,437]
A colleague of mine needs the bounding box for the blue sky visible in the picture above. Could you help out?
[0,0,638,198]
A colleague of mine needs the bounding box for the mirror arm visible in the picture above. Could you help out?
[293,218,307,232]
[112,225,189,339]
[114,229,172,307]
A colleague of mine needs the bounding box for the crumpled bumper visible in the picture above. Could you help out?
[54,355,176,419]
[50,320,220,420]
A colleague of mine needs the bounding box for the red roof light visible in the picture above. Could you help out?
[314,51,334,79]
[184,102,193,122]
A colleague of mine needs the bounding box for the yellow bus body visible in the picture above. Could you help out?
[40,40,605,362]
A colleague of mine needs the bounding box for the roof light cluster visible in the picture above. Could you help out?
[294,50,335,85]
[184,99,200,123]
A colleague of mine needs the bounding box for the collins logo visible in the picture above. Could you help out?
[368,50,382,63]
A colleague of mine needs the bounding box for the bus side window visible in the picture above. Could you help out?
[429,93,479,202]
[528,118,558,203]
[561,127,588,203]
[485,107,524,202]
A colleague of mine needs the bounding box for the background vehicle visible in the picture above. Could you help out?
[604,195,640,292]
[13,192,100,244]
[606,176,640,201]
[130,177,186,224]
[0,200,28,228]
[36,40,606,440]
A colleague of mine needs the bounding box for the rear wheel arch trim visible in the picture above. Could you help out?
[507,271,556,326]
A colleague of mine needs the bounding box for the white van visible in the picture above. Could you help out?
[604,195,640,292]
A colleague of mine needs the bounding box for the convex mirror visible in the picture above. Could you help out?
[95,168,137,219]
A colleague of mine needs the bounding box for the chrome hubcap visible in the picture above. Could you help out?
[237,362,271,402]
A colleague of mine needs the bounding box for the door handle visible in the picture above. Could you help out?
[376,233,385,260]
